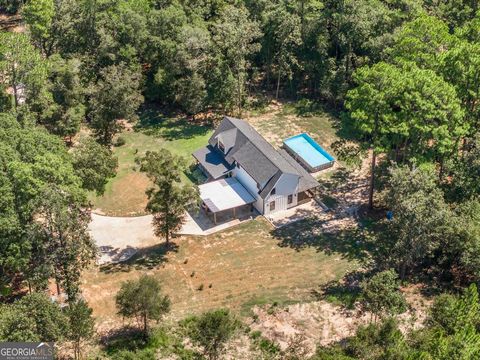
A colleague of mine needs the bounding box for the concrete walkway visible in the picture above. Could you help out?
[179,209,257,236]
[265,200,327,228]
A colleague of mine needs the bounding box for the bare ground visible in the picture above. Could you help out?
[248,284,432,357]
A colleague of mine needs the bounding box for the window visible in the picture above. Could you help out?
[218,140,225,153]
[288,194,293,204]
[270,201,276,211]
[271,188,276,195]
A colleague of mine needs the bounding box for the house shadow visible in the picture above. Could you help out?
[271,215,373,264]
[135,108,212,140]
[99,242,179,274]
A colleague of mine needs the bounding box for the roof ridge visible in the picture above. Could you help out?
[224,116,299,177]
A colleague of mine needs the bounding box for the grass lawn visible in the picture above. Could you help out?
[246,101,342,155]
[81,217,361,325]
[91,101,349,216]
[90,110,213,216]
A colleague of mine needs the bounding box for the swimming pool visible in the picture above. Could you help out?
[283,133,335,172]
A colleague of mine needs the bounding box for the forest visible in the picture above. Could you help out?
[1,0,480,359]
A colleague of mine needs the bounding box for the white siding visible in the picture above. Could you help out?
[232,164,264,213]
[264,173,300,215]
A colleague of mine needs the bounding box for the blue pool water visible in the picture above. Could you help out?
[284,133,334,168]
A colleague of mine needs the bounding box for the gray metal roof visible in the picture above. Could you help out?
[192,145,232,179]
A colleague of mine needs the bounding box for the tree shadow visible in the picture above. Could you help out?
[99,242,179,274]
[135,108,212,141]
[101,326,147,353]
[271,217,373,264]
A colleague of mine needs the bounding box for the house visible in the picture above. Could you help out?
[193,116,320,219]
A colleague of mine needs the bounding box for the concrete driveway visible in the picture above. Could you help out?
[89,213,157,264]
[89,210,257,263]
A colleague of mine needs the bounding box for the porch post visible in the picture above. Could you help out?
[214,212,217,224]
[233,207,236,218]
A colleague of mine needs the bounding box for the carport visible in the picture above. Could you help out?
[199,178,256,224]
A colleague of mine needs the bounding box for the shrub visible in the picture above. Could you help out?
[115,136,127,147]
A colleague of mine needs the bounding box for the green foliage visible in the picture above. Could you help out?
[66,300,95,360]
[72,137,118,195]
[42,55,86,138]
[0,0,24,13]
[0,32,49,111]
[183,309,241,360]
[139,150,200,243]
[0,112,92,296]
[0,293,68,342]
[446,134,480,201]
[30,186,96,300]
[347,61,465,162]
[115,275,171,336]
[90,63,143,145]
[211,4,261,113]
[388,14,454,69]
[376,165,452,279]
[22,0,55,56]
[320,284,480,359]
[360,270,407,321]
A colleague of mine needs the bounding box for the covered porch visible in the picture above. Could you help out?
[199,177,256,224]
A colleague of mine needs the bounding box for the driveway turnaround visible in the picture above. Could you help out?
[89,213,156,264]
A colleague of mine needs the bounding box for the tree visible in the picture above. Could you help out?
[346,61,465,207]
[264,6,302,99]
[66,300,95,360]
[0,32,48,110]
[139,150,200,244]
[185,309,240,360]
[346,62,402,209]
[448,200,480,282]
[317,284,480,359]
[0,112,91,295]
[115,275,171,337]
[388,14,454,70]
[360,270,407,322]
[90,63,143,145]
[43,55,86,140]
[0,293,68,342]
[72,137,118,195]
[440,40,480,132]
[32,186,96,300]
[211,5,261,114]
[22,0,55,56]
[377,165,453,279]
[416,284,480,359]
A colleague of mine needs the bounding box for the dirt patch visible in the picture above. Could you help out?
[249,285,432,356]
[0,14,25,33]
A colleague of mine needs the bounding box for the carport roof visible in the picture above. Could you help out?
[199,178,256,213]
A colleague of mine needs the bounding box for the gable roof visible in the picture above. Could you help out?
[278,149,320,193]
[203,116,319,198]
[209,117,301,184]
